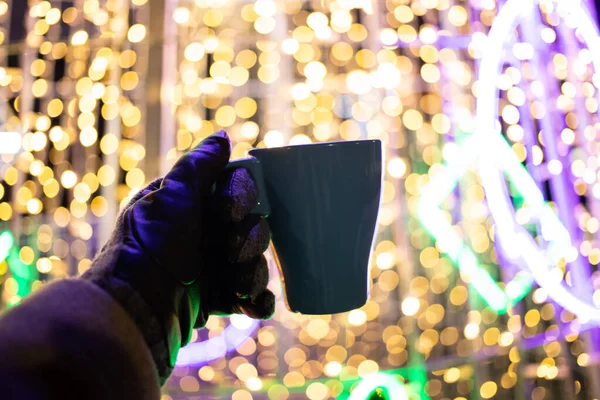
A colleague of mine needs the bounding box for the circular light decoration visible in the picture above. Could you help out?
[475,0,600,321]
[418,0,600,320]
[348,373,409,400]
[176,315,260,367]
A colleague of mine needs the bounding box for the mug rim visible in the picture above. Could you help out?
[249,139,381,154]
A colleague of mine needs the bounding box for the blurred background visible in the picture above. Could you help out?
[2,0,600,399]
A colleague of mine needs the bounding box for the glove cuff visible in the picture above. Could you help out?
[90,275,174,383]
[82,240,175,384]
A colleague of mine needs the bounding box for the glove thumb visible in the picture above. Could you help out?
[125,131,231,283]
[162,130,231,194]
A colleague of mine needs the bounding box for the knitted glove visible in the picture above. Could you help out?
[82,130,275,383]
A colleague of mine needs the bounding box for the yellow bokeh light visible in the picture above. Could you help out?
[36,258,52,274]
[324,362,342,377]
[82,173,99,193]
[60,170,78,189]
[281,38,299,55]
[235,97,258,119]
[304,61,327,81]
[0,203,12,221]
[173,7,190,24]
[448,6,468,26]
[480,381,498,399]
[32,79,48,97]
[254,16,276,34]
[119,50,137,69]
[348,23,368,42]
[80,128,98,147]
[346,70,371,95]
[348,309,367,326]
[401,297,420,316]
[257,65,279,83]
[394,5,414,23]
[91,196,109,217]
[19,246,35,265]
[126,168,145,189]
[306,382,329,400]
[121,71,139,91]
[100,133,119,154]
[357,360,379,377]
[403,109,424,130]
[215,105,236,127]
[48,98,64,117]
[306,12,328,31]
[185,43,205,62]
[127,24,146,43]
[264,130,284,148]
[26,198,43,215]
[245,377,262,391]
[289,134,312,146]
[421,64,440,83]
[73,183,91,203]
[398,25,417,43]
[203,9,223,27]
[240,121,259,140]
[43,179,60,198]
[71,30,88,45]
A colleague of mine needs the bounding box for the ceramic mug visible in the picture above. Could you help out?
[227,139,383,314]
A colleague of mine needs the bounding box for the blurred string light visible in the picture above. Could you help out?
[4,0,600,399]
[0,0,147,297]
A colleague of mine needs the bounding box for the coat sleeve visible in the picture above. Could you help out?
[0,279,161,400]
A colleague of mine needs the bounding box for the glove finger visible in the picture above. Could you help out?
[134,131,231,220]
[230,255,269,300]
[229,217,270,263]
[215,168,258,223]
[235,290,276,320]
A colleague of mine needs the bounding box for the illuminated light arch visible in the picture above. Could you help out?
[347,373,409,400]
[418,0,600,318]
[475,0,600,322]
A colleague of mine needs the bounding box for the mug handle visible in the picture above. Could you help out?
[225,158,271,216]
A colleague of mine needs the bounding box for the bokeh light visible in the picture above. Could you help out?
[2,0,600,399]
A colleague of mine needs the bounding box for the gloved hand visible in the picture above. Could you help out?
[82,130,275,383]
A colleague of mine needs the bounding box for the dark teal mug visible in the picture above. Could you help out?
[227,139,383,315]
